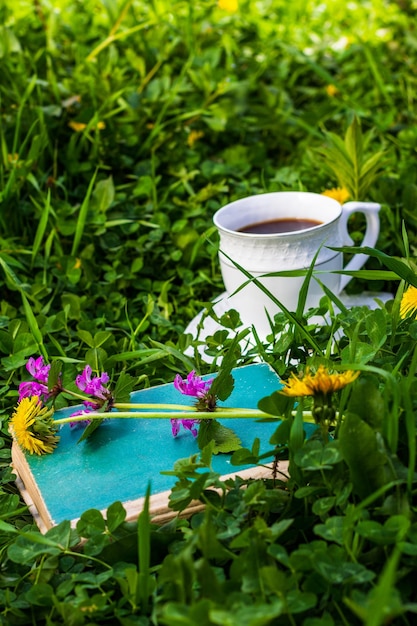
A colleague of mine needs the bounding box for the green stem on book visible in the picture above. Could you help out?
[53,408,316,425]
[113,403,196,411]
[54,408,268,425]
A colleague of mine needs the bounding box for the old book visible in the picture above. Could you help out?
[12,363,290,532]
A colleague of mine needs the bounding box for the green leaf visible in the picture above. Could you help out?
[200,439,215,467]
[91,175,115,213]
[312,496,336,516]
[365,308,387,348]
[210,599,285,626]
[77,418,105,443]
[294,440,342,471]
[290,403,306,454]
[314,556,375,585]
[347,377,385,429]
[0,519,18,533]
[314,116,387,199]
[76,509,106,537]
[258,390,292,416]
[106,501,126,533]
[114,371,135,403]
[92,331,113,348]
[45,520,78,549]
[230,438,265,466]
[48,359,63,392]
[77,329,94,348]
[197,419,241,454]
[313,516,347,546]
[25,583,54,607]
[209,335,239,402]
[269,419,291,446]
[338,412,387,498]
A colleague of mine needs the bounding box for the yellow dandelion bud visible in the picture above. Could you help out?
[95,121,106,130]
[322,187,350,204]
[400,285,417,319]
[68,121,87,132]
[325,84,338,97]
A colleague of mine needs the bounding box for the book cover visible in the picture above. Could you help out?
[12,363,290,532]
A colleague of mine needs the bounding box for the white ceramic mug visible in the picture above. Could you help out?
[213,191,380,335]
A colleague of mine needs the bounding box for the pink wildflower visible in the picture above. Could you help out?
[173,371,212,397]
[171,371,214,438]
[75,365,112,410]
[18,356,53,401]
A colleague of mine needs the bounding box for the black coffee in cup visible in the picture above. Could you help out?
[238,218,323,235]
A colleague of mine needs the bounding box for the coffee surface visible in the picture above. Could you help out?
[238,217,323,234]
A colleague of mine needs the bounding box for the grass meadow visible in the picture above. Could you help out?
[1,1,417,624]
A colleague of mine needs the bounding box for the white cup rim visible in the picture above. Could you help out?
[213,191,342,238]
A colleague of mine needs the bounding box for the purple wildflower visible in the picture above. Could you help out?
[27,356,51,383]
[173,371,212,398]
[170,418,200,438]
[171,371,215,438]
[76,365,112,410]
[76,365,110,398]
[69,408,92,430]
[18,356,51,401]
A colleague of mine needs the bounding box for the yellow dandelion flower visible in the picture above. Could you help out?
[187,130,204,147]
[400,285,417,319]
[218,0,238,12]
[68,120,105,132]
[325,84,338,97]
[322,187,350,204]
[9,397,59,455]
[68,121,87,132]
[280,365,359,398]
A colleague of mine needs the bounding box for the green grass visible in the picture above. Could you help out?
[1,1,417,624]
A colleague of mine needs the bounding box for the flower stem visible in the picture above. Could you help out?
[54,408,272,425]
[53,407,317,426]
[113,403,196,411]
[61,388,94,402]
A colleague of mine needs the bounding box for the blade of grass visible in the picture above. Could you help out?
[138,483,152,613]
[31,189,51,266]
[402,349,417,497]
[331,246,417,287]
[296,245,323,318]
[86,20,156,62]
[361,44,394,108]
[218,248,323,354]
[21,291,47,360]
[71,169,98,257]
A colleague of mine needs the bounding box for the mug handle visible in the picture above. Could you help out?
[338,201,381,291]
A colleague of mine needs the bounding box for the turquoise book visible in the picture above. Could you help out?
[12,363,294,532]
